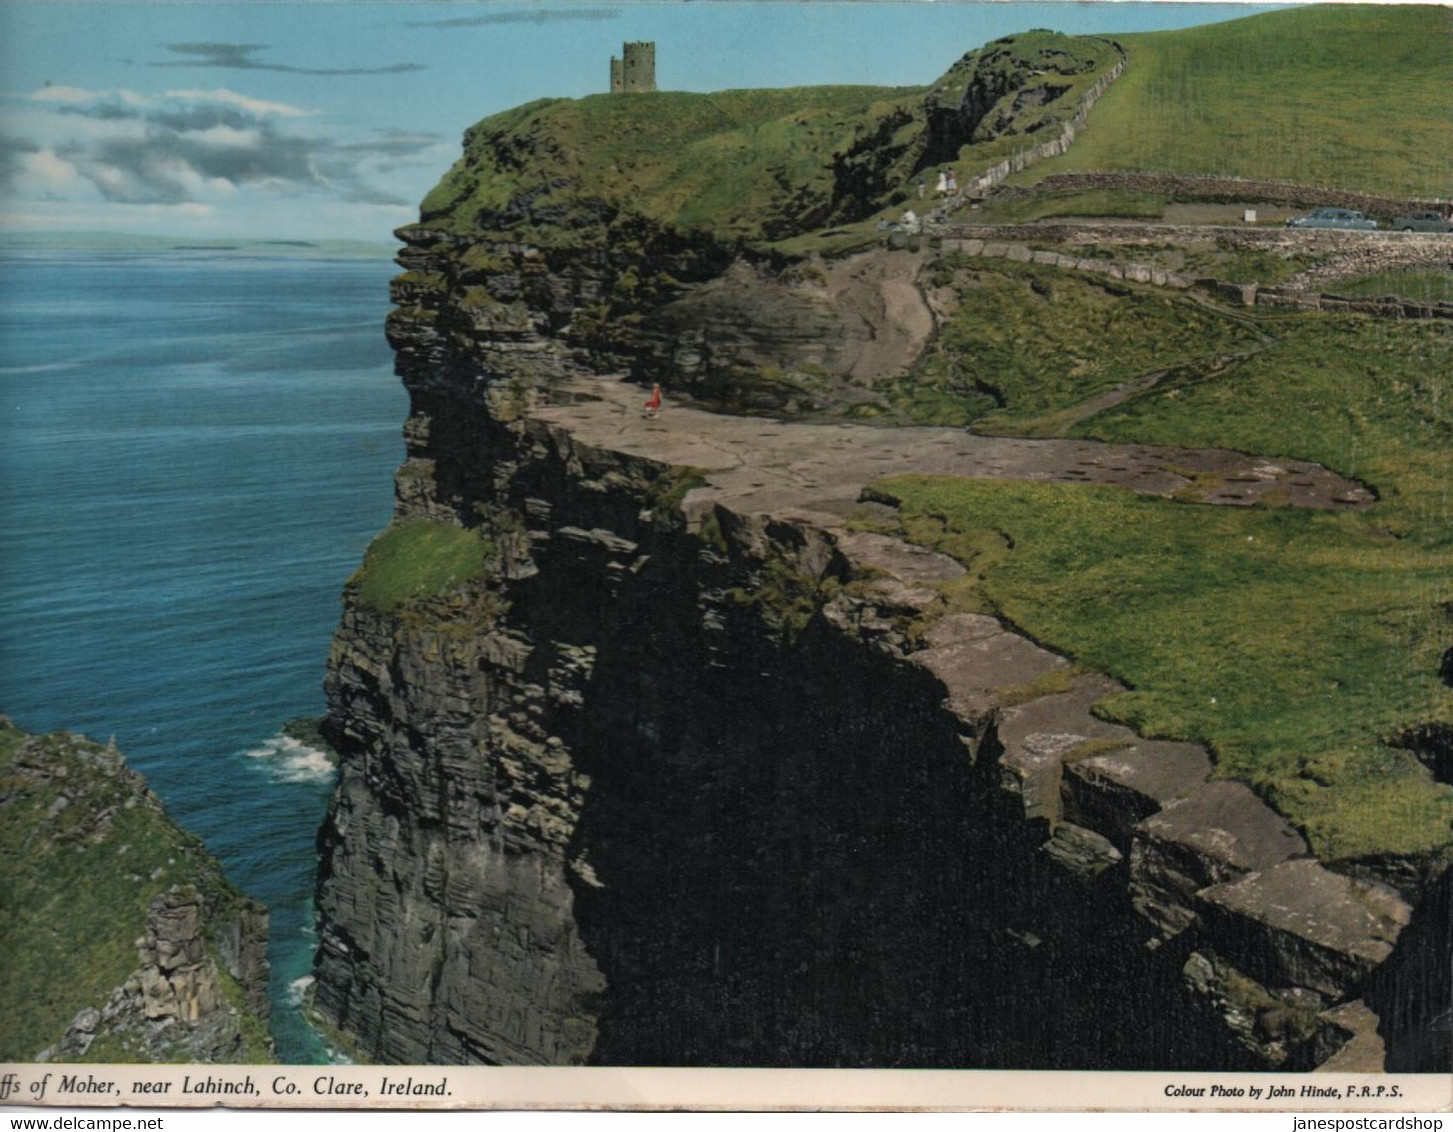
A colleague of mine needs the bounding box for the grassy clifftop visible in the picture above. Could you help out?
[423,85,922,243]
[1026,4,1453,198]
[417,5,1449,249]
[416,32,1119,245]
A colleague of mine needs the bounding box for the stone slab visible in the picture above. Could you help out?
[1064,738,1213,849]
[1130,780,1307,936]
[1199,860,1412,997]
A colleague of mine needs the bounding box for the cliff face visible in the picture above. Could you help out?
[0,720,272,1063]
[311,216,1437,1068]
[43,885,272,1064]
[310,22,1450,1067]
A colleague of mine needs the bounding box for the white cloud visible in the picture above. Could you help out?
[92,165,127,191]
[27,84,312,120]
[189,125,265,148]
[22,149,83,192]
[5,81,434,237]
[166,88,314,119]
[28,84,106,104]
[3,106,149,144]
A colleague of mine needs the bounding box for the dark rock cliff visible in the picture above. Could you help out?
[311,216,1438,1069]
[313,374,1230,1068]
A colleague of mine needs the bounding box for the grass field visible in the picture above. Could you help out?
[1334,268,1453,304]
[896,260,1264,430]
[878,472,1453,863]
[419,7,1450,245]
[422,86,927,243]
[874,289,1453,863]
[971,189,1167,225]
[1018,5,1453,199]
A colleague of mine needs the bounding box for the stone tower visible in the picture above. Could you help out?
[610,41,656,93]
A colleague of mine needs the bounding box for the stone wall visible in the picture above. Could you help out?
[932,229,1453,319]
[1028,172,1452,220]
[927,45,1127,222]
[963,52,1126,198]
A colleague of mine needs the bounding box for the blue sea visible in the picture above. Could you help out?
[0,246,406,1062]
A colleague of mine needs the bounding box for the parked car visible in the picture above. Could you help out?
[1285,207,1379,230]
[1390,211,1452,233]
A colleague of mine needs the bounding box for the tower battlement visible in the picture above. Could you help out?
[610,41,656,93]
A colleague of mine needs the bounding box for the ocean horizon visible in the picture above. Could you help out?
[0,243,407,1061]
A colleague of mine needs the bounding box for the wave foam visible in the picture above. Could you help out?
[243,733,336,784]
[287,975,315,1007]
[0,360,82,377]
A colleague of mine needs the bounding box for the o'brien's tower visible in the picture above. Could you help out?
[609,42,657,93]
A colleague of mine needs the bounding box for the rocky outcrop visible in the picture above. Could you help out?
[0,720,272,1063]
[43,886,271,1064]
[628,251,939,413]
[924,39,1126,218]
[923,35,1123,172]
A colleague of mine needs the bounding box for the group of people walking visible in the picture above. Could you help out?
[917,168,958,199]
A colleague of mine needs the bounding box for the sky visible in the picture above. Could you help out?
[0,1,1290,242]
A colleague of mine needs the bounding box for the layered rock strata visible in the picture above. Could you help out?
[313,231,1436,1067]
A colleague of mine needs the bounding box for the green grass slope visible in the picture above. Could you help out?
[895,260,1265,430]
[417,33,1118,245]
[349,520,493,613]
[1025,4,1453,198]
[421,87,921,243]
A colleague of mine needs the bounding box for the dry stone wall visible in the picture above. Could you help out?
[1028,172,1452,220]
[928,46,1127,221]
[932,227,1453,319]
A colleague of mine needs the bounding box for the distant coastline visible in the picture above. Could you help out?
[0,230,398,259]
